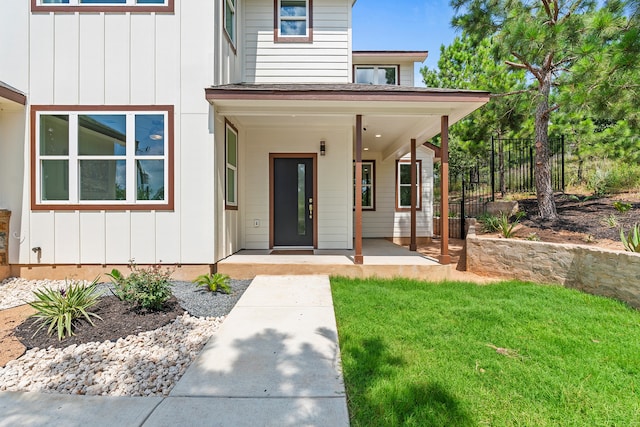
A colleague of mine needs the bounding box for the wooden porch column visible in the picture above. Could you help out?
[410,138,417,251]
[354,115,364,264]
[439,115,451,264]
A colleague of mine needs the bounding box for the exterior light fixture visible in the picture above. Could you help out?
[375,134,382,138]
[320,140,326,156]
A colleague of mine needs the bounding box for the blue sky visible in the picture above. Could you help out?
[352,0,459,85]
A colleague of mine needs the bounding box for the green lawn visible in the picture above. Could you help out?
[330,277,640,426]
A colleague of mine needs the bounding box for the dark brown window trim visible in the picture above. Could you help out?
[273,0,313,43]
[353,160,376,211]
[224,119,239,211]
[352,65,400,86]
[31,0,174,13]
[395,159,422,212]
[223,0,238,55]
[31,105,175,211]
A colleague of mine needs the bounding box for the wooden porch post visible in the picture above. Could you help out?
[354,115,364,264]
[410,138,417,251]
[439,115,451,264]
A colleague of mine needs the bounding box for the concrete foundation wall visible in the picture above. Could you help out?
[466,225,640,309]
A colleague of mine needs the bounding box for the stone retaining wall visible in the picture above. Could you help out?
[466,224,640,309]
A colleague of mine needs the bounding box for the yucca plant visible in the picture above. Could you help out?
[497,213,518,238]
[28,277,102,340]
[193,273,231,294]
[620,224,640,252]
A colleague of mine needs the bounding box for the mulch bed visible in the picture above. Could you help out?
[14,296,184,350]
[518,194,640,241]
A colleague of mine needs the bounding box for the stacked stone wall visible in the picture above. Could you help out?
[466,225,640,309]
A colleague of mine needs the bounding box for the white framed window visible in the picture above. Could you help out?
[33,0,173,12]
[275,0,312,42]
[225,120,238,210]
[353,161,375,210]
[355,65,399,85]
[32,106,173,210]
[396,160,422,210]
[224,0,237,47]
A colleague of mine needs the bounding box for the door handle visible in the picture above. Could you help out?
[308,198,313,220]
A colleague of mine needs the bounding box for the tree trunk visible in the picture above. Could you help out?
[534,73,558,220]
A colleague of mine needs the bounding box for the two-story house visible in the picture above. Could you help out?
[0,0,489,280]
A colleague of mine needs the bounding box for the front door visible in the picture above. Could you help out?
[272,156,315,247]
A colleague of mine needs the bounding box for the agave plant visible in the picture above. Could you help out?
[28,277,102,340]
[620,224,640,252]
[193,273,231,293]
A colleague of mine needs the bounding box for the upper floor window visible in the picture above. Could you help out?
[275,0,313,43]
[355,66,399,85]
[32,106,174,211]
[33,0,173,12]
[224,0,237,48]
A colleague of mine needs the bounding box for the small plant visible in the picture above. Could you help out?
[526,232,540,241]
[478,213,500,233]
[613,201,632,213]
[497,213,518,238]
[601,214,619,228]
[620,224,640,252]
[28,278,102,340]
[193,273,231,294]
[108,262,174,311]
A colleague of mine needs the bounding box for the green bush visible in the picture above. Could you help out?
[586,162,640,195]
[613,201,632,213]
[28,278,102,340]
[108,263,173,311]
[620,224,640,252]
[478,213,500,233]
[193,273,231,294]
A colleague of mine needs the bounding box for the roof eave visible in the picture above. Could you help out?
[0,82,27,105]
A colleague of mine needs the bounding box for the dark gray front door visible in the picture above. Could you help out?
[273,157,314,246]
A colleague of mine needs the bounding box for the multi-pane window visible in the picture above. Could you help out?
[275,0,312,41]
[225,121,238,209]
[34,0,172,11]
[34,107,172,209]
[353,161,375,210]
[224,0,236,46]
[39,0,167,4]
[396,160,422,210]
[355,66,399,85]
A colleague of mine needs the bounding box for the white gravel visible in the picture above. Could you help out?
[0,276,249,397]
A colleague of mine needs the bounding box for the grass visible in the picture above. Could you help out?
[330,277,640,426]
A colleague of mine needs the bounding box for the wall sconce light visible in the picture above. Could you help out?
[320,140,326,156]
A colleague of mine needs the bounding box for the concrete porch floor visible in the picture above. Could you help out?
[217,239,452,280]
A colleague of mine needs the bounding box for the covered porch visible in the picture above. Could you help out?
[217,238,451,280]
[207,84,490,267]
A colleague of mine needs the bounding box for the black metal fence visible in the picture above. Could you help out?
[434,136,565,239]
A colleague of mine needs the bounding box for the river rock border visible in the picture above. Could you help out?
[466,223,640,309]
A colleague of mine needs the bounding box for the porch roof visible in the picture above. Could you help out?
[205,83,490,160]
[0,81,27,106]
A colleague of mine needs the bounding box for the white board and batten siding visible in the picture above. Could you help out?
[361,147,434,238]
[243,0,352,83]
[9,0,238,266]
[241,123,353,250]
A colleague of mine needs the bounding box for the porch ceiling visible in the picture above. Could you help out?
[206,83,490,160]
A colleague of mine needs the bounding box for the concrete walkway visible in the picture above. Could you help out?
[0,275,350,427]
